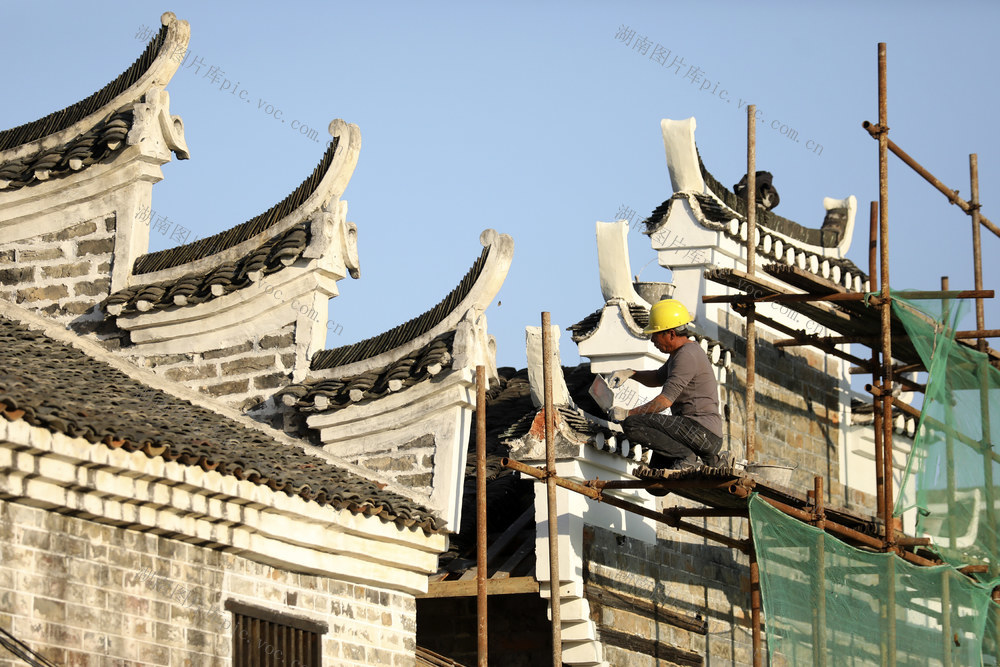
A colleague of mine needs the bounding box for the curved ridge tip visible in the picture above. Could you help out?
[478,229,513,249]
[479,229,498,247]
[161,12,177,26]
[328,118,346,137]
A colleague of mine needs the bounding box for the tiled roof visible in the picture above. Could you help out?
[103,223,310,316]
[280,332,455,413]
[698,156,845,249]
[311,246,489,370]
[133,135,339,274]
[643,192,866,283]
[850,398,917,437]
[0,25,169,151]
[494,364,614,450]
[0,107,133,191]
[567,302,649,343]
[0,315,445,533]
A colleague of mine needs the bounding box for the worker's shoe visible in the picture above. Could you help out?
[701,450,734,470]
[666,454,700,472]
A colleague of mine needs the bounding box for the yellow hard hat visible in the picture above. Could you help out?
[643,299,693,335]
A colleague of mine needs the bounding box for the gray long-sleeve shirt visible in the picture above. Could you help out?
[655,340,722,437]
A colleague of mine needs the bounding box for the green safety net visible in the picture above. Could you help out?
[891,292,1000,578]
[750,494,999,666]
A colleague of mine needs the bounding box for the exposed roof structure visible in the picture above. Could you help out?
[0,312,445,533]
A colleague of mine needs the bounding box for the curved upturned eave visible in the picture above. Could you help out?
[0,12,188,158]
[130,119,361,280]
[102,222,311,316]
[310,229,514,377]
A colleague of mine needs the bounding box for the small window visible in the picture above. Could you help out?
[225,599,327,666]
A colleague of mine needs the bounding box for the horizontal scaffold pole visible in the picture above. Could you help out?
[863,120,1000,240]
[702,290,994,306]
[502,457,751,552]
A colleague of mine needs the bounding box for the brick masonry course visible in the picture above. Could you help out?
[133,325,298,415]
[0,499,418,666]
[0,215,115,324]
[584,523,755,666]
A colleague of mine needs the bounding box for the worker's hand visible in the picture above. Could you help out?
[606,369,634,389]
[608,406,630,422]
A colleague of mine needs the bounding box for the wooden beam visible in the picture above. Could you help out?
[597,627,703,667]
[585,583,708,635]
[418,576,540,599]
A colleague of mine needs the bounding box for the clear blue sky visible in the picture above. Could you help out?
[3,1,999,369]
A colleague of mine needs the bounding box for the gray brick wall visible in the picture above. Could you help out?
[0,499,417,666]
[0,216,115,325]
[584,522,756,666]
[718,311,848,496]
[349,434,437,497]
[135,325,297,416]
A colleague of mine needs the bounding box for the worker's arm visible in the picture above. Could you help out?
[628,392,672,417]
[630,369,665,387]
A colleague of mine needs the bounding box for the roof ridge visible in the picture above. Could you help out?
[0,23,170,152]
[696,154,845,249]
[133,136,339,274]
[311,244,491,371]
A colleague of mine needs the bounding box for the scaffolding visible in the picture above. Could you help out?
[492,43,999,666]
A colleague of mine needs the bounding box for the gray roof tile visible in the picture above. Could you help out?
[281,332,455,413]
[0,315,445,533]
[103,223,310,315]
[0,108,133,190]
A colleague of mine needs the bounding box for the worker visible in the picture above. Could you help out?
[606,299,726,471]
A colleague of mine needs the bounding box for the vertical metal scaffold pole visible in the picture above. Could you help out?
[749,525,762,667]
[870,202,885,521]
[941,568,952,667]
[541,313,562,666]
[969,153,999,574]
[970,154,986,353]
[812,476,827,667]
[745,104,758,464]
[877,42,896,552]
[476,365,488,667]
